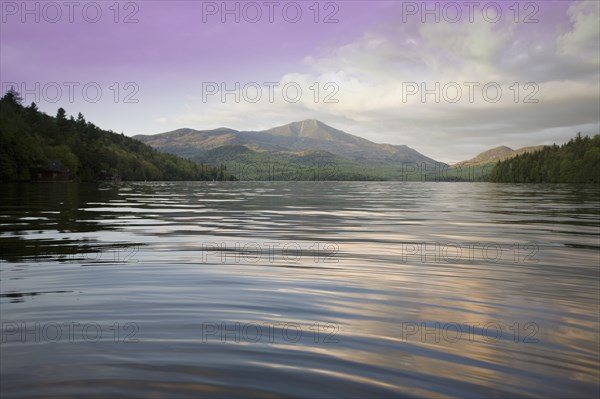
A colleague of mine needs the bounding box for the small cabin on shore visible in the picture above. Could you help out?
[32,160,71,182]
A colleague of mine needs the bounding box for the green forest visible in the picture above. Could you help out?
[0,89,234,182]
[488,133,600,183]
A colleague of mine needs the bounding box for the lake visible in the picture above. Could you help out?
[1,182,599,398]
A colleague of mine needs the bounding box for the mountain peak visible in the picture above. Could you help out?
[267,119,337,139]
[289,119,327,131]
[459,145,515,165]
[299,118,321,125]
[490,145,514,152]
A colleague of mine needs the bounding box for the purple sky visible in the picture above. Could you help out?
[1,0,599,162]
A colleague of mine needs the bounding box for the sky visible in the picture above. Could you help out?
[1,0,599,162]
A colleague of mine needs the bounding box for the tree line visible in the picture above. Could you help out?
[0,89,234,182]
[488,133,600,183]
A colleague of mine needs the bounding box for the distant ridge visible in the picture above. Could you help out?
[134,119,441,165]
[458,145,546,165]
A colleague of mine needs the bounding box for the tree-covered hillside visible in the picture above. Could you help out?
[488,133,600,183]
[0,90,234,182]
[196,145,395,181]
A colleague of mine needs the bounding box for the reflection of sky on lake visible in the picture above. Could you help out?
[1,182,598,398]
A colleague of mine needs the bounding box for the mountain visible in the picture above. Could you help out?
[134,119,441,164]
[134,119,441,180]
[458,145,547,165]
[0,89,234,182]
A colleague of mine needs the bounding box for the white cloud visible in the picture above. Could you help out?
[557,1,600,64]
[163,2,599,162]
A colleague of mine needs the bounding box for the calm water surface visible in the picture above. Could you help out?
[1,182,599,398]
